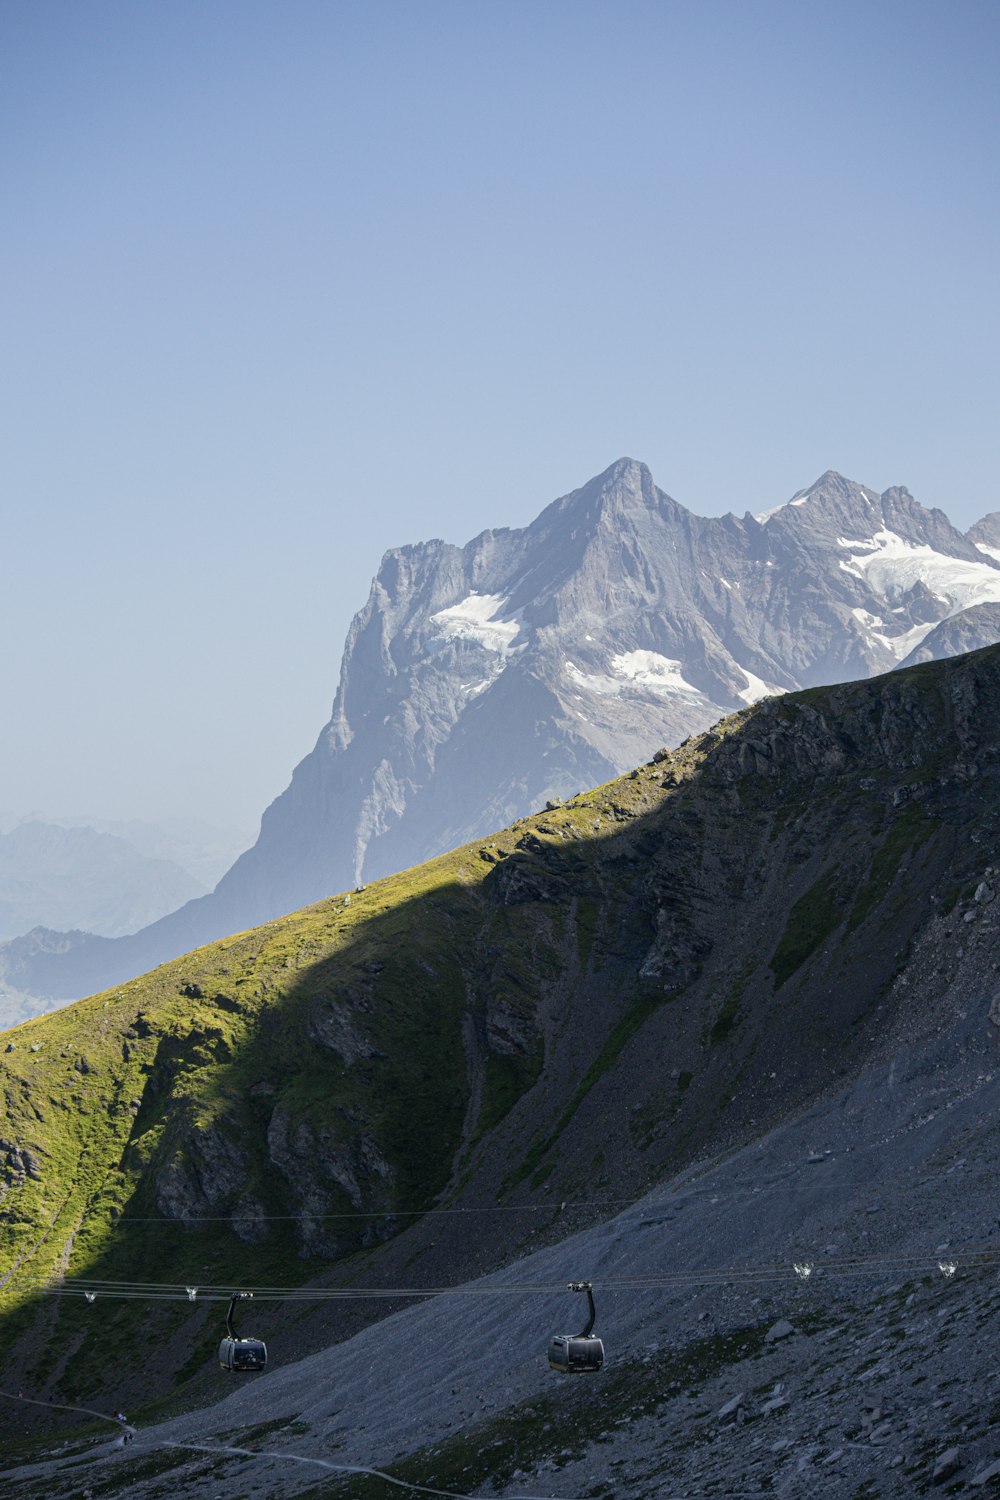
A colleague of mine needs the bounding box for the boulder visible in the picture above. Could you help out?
[932,1447,962,1483]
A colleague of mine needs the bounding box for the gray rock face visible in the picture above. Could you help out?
[10,458,1000,1009]
[968,511,1000,550]
[897,602,1000,668]
[265,1104,394,1256]
[305,996,383,1066]
[223,462,1000,922]
[154,1113,249,1223]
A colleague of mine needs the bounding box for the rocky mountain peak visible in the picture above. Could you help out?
[750,471,986,572]
[537,457,667,534]
[798,468,879,506]
[968,511,1000,553]
[196,462,1000,916]
[751,469,879,535]
[589,456,659,509]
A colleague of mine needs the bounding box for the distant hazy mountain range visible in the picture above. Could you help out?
[0,820,206,941]
[5,457,1000,1016]
[0,811,253,894]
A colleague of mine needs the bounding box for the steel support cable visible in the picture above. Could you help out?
[112,1201,631,1222]
[4,1239,999,1295]
[5,1256,998,1299]
[11,1249,998,1294]
[3,1246,997,1304]
[101,1168,996,1226]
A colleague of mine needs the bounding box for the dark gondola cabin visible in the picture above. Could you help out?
[218,1335,267,1372]
[548,1332,604,1373]
[548,1280,604,1373]
[218,1291,267,1373]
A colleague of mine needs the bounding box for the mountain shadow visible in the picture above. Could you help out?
[3,644,1000,1423]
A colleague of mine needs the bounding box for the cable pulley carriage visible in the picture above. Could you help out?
[218,1291,267,1373]
[548,1280,604,1373]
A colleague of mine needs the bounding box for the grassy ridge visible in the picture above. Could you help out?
[4,644,1000,1421]
[0,768,669,1404]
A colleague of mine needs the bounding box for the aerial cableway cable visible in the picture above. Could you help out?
[1,1243,994,1304]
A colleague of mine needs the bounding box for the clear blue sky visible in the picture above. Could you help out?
[2,0,998,831]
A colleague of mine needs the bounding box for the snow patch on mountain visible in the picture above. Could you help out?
[611,650,703,694]
[430,593,521,651]
[975,541,1000,565]
[754,487,815,523]
[737,668,781,705]
[755,501,790,524]
[565,652,703,699]
[872,622,938,661]
[838,531,1000,615]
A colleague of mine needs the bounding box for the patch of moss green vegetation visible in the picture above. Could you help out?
[706,968,752,1046]
[510,985,675,1189]
[530,1160,556,1189]
[708,996,740,1044]
[296,1321,771,1498]
[0,869,482,1393]
[20,1443,203,1500]
[847,804,938,934]
[770,868,850,989]
[475,1050,543,1143]
[939,881,963,916]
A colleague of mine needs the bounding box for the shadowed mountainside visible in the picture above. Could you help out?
[3,644,1000,1442]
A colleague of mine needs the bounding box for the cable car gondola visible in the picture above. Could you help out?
[218,1291,267,1373]
[548,1280,604,1373]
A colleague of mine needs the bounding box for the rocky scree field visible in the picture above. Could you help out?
[5,896,1000,1499]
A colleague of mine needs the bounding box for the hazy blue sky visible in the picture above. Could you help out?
[3,0,998,833]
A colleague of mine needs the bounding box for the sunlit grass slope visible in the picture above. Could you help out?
[0,751,682,1396]
[4,644,1000,1417]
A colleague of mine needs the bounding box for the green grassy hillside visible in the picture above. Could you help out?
[3,644,1000,1425]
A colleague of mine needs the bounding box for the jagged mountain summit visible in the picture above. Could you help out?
[229,461,1000,912]
[7,458,1000,1011]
